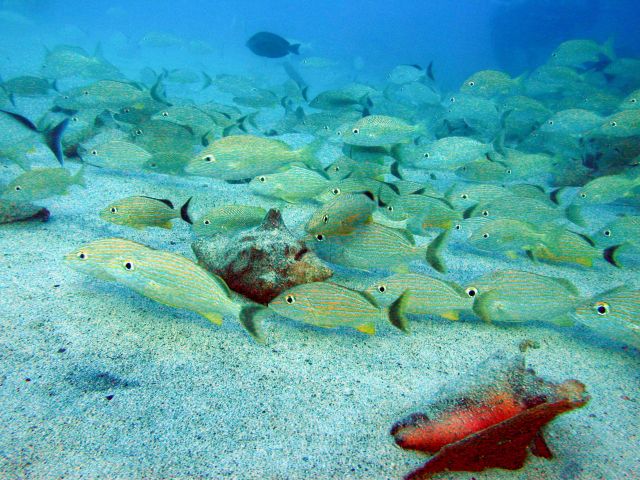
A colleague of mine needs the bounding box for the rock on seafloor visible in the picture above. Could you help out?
[192,208,333,304]
[0,200,50,224]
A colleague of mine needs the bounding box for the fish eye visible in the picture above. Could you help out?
[82,90,89,95]
[91,149,98,155]
[110,207,118,214]
[594,301,610,315]
[63,95,69,99]
[455,224,461,230]
[332,188,341,195]
[548,120,554,125]
[135,129,143,135]
[449,97,455,103]
[336,131,342,136]
[204,155,214,162]
[14,185,22,191]
[322,214,329,223]
[552,53,558,58]
[506,169,512,174]
[259,176,266,182]
[610,121,617,127]
[124,261,134,271]
[315,234,325,241]
[467,81,475,87]
[603,229,611,237]
[386,206,394,212]
[481,210,489,217]
[334,166,340,171]
[377,285,387,293]
[580,193,587,198]
[423,152,430,158]
[162,111,169,117]
[323,125,330,130]
[77,251,87,260]
[72,116,79,122]
[630,98,637,103]
[285,295,296,304]
[465,287,477,297]
[482,232,489,238]
[352,128,360,134]
[460,194,468,199]
[123,107,130,113]
[203,219,211,225]
[149,162,157,168]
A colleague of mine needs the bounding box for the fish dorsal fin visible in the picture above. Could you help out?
[140,196,174,209]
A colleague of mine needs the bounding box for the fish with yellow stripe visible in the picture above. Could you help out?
[305,191,376,235]
[309,223,449,273]
[64,238,265,341]
[99,196,192,230]
[268,281,411,334]
[572,286,640,348]
[464,270,581,325]
[365,273,473,321]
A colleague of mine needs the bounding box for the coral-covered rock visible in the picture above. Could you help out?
[0,200,49,224]
[391,352,589,480]
[192,209,333,304]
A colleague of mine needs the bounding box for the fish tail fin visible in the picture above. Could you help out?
[387,290,411,332]
[180,197,193,224]
[492,126,506,156]
[602,36,616,60]
[426,229,450,273]
[50,79,59,92]
[301,85,309,102]
[565,204,585,227]
[603,244,622,267]
[289,43,301,55]
[390,160,403,180]
[73,164,86,187]
[298,138,324,170]
[43,118,69,166]
[427,61,435,82]
[239,305,266,343]
[201,71,213,91]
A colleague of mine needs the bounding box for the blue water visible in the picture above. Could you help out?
[5,0,640,87]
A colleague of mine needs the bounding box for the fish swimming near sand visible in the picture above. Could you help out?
[65,239,265,341]
[268,282,411,334]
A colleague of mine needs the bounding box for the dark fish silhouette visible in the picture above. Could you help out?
[246,32,300,58]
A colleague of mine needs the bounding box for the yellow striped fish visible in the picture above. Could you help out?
[184,204,266,237]
[65,238,150,281]
[249,166,331,203]
[65,239,264,341]
[573,286,640,348]
[365,273,473,321]
[310,223,449,273]
[305,191,376,235]
[99,196,191,230]
[465,270,580,324]
[185,135,322,181]
[268,282,411,334]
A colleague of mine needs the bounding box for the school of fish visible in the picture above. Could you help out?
[1,35,639,348]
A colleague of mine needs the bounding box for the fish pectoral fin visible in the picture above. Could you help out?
[548,314,575,327]
[160,221,173,229]
[576,257,593,267]
[391,263,410,274]
[202,312,223,325]
[506,250,518,259]
[355,323,376,335]
[440,310,459,321]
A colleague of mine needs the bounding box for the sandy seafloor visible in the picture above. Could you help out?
[0,67,639,479]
